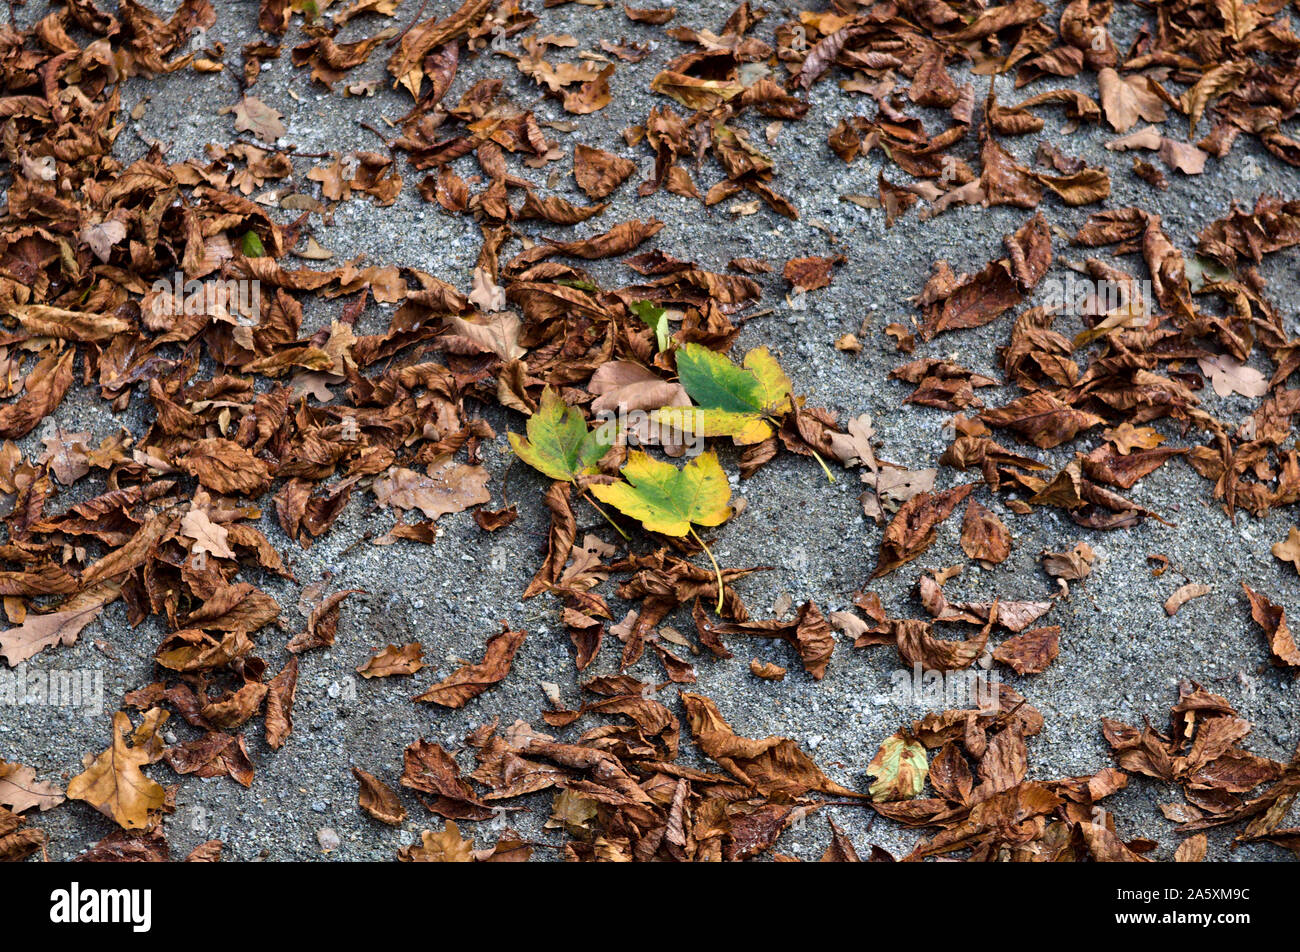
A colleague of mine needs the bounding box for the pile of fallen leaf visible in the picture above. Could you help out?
[2,0,1300,862]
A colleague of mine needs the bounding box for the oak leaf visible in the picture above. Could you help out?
[67,709,169,830]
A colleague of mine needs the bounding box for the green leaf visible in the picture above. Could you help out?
[866,731,928,801]
[630,300,670,352]
[508,387,613,482]
[589,450,732,537]
[657,342,792,444]
[241,230,266,257]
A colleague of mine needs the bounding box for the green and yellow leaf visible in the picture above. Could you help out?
[653,342,792,445]
[508,387,613,482]
[589,450,732,537]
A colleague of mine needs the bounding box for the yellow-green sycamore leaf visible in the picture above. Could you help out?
[653,343,792,445]
[659,407,773,444]
[867,731,928,801]
[589,450,732,537]
[508,387,613,482]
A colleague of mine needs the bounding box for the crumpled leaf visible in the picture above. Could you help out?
[358,643,425,678]
[682,692,860,798]
[960,498,1011,565]
[414,624,526,708]
[867,732,928,801]
[1242,584,1300,669]
[353,767,407,825]
[872,483,975,578]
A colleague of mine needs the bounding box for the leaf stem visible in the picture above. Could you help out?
[689,525,725,613]
[810,448,836,483]
[581,490,630,540]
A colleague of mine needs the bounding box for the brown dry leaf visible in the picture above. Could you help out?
[894,616,990,671]
[178,439,272,496]
[80,220,128,263]
[1034,167,1110,206]
[164,733,255,788]
[1242,584,1300,669]
[398,821,475,862]
[1182,61,1248,135]
[1271,528,1300,574]
[373,460,490,520]
[37,424,91,484]
[467,267,507,312]
[358,643,425,678]
[872,483,975,578]
[574,143,636,199]
[589,360,689,417]
[1041,543,1095,581]
[399,739,492,820]
[0,805,44,862]
[185,841,224,862]
[682,692,860,798]
[960,498,1011,565]
[783,255,842,292]
[414,624,526,707]
[0,587,117,667]
[222,95,286,142]
[265,656,299,750]
[66,709,169,830]
[1197,355,1268,399]
[1174,833,1207,862]
[13,305,131,342]
[353,767,407,825]
[915,258,1022,341]
[1104,423,1165,455]
[1098,68,1140,132]
[0,348,75,439]
[980,392,1105,449]
[993,626,1060,675]
[179,507,237,561]
[1105,125,1164,153]
[288,589,363,654]
[749,659,786,680]
[0,759,65,813]
[697,601,836,679]
[820,818,861,862]
[1158,138,1208,175]
[624,4,675,24]
[446,312,527,361]
[1165,583,1211,616]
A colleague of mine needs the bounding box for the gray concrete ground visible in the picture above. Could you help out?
[3,0,1300,860]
